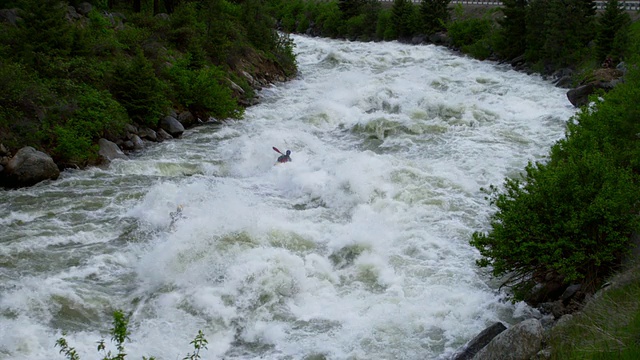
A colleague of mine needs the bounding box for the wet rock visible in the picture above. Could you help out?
[98,138,127,164]
[160,115,184,138]
[473,319,544,360]
[451,322,507,360]
[0,146,60,188]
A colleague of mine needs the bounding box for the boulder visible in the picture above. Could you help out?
[98,138,127,164]
[451,322,507,360]
[177,110,196,128]
[139,127,158,142]
[0,146,60,188]
[0,143,9,156]
[473,319,544,360]
[160,115,185,138]
[76,2,93,16]
[0,8,19,26]
[157,128,173,141]
[566,81,618,107]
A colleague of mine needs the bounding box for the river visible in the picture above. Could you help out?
[0,35,576,360]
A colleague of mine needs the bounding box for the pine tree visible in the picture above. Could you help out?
[419,0,450,35]
[391,0,414,39]
[496,0,527,60]
[596,0,631,64]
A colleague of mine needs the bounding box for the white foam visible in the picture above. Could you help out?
[0,34,577,359]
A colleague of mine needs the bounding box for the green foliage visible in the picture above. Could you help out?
[14,0,73,59]
[241,0,278,52]
[183,330,208,360]
[419,0,450,35]
[523,0,548,64]
[471,63,640,301]
[495,0,527,60]
[110,49,169,128]
[596,0,631,64]
[447,17,493,48]
[50,85,128,165]
[56,310,206,360]
[0,61,50,149]
[548,266,640,359]
[376,10,394,40]
[316,1,343,38]
[167,56,243,120]
[540,0,596,68]
[390,0,415,39]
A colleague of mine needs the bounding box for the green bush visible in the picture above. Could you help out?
[471,64,640,301]
[167,57,243,120]
[0,61,50,149]
[51,85,128,165]
[447,18,493,48]
[56,310,209,360]
[110,49,169,128]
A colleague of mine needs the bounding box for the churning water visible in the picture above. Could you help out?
[0,35,576,360]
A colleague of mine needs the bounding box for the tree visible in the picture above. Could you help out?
[338,0,367,20]
[110,49,169,127]
[391,0,415,39]
[419,0,450,35]
[595,0,631,64]
[496,0,527,60]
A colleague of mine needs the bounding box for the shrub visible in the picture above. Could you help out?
[471,64,640,301]
[0,61,50,149]
[447,18,493,48]
[110,49,169,128]
[167,57,243,120]
[56,310,209,360]
[50,85,128,165]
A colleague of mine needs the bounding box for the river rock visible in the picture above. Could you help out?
[0,146,60,188]
[160,115,185,138]
[473,318,544,360]
[98,138,127,164]
[451,322,507,360]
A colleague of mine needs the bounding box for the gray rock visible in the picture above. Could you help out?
[561,284,581,303]
[157,128,173,141]
[76,2,93,16]
[1,146,60,188]
[130,134,144,150]
[0,8,19,25]
[567,81,617,108]
[451,322,507,360]
[473,319,544,360]
[139,127,158,141]
[160,115,185,138]
[98,138,127,164]
[177,111,196,127]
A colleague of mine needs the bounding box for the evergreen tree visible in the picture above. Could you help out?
[339,0,367,20]
[419,0,450,35]
[541,0,596,68]
[596,0,631,64]
[110,49,169,127]
[496,0,527,60]
[14,0,73,61]
[391,0,414,39]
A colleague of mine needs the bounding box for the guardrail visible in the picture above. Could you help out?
[376,0,640,11]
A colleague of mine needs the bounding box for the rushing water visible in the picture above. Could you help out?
[0,35,576,360]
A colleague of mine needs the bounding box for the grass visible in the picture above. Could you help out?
[548,260,640,359]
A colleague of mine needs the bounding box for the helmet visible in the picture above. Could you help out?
[286,150,291,155]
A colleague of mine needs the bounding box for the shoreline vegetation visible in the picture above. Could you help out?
[3,0,640,359]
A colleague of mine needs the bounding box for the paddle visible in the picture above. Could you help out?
[273,146,283,155]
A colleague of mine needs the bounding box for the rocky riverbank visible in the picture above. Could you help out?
[0,2,295,190]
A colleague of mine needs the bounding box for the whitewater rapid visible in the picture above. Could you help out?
[0,35,576,360]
